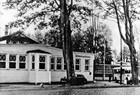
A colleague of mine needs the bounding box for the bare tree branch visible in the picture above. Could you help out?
[68,0,73,14]
[54,0,60,7]
[122,0,130,42]
[127,0,135,44]
[112,0,128,44]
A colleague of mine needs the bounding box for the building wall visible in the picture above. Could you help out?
[28,71,36,83]
[74,52,94,81]
[0,44,94,83]
[51,52,94,82]
[36,71,51,83]
[0,70,28,83]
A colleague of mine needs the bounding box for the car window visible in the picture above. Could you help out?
[76,74,84,77]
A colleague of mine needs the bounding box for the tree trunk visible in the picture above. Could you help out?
[129,45,139,85]
[65,20,75,84]
[60,0,75,85]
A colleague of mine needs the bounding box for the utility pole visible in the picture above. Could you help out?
[91,1,99,81]
[103,40,106,80]
[91,0,95,81]
[120,37,123,84]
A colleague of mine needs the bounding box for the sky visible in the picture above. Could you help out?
[103,20,121,52]
[0,0,139,54]
[0,0,18,35]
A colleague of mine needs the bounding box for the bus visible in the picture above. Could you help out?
[113,67,131,83]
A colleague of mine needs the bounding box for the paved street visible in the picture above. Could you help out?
[0,86,140,95]
[0,81,140,95]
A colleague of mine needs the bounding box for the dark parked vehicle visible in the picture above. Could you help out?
[60,74,87,85]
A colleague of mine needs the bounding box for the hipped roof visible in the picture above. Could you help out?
[0,31,39,44]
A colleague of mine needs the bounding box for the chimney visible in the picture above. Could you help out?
[5,25,8,36]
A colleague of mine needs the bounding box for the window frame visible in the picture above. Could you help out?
[39,55,46,70]
[31,55,35,70]
[19,54,26,69]
[85,59,90,71]
[0,53,6,68]
[56,57,62,70]
[50,56,55,70]
[75,58,81,71]
[9,54,17,69]
[64,62,67,70]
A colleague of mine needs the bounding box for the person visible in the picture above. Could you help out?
[109,74,112,82]
[126,76,128,84]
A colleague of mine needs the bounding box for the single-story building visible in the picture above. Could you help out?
[0,31,94,83]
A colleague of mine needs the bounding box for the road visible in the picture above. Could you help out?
[0,87,140,95]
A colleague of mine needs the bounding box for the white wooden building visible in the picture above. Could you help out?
[0,32,94,83]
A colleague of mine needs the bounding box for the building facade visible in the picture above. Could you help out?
[0,32,94,83]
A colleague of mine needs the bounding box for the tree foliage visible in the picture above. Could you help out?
[83,23,112,64]
[122,46,130,62]
[3,0,92,31]
[35,29,63,49]
[33,21,113,64]
[72,31,85,52]
[40,22,113,64]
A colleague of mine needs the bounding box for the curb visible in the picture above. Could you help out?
[57,84,140,89]
[0,83,140,91]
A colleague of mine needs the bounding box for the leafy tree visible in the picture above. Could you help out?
[34,31,44,44]
[33,22,113,65]
[105,46,112,64]
[95,0,140,84]
[4,0,92,84]
[111,49,118,62]
[33,29,62,48]
[84,23,112,64]
[72,31,85,52]
[44,29,62,48]
[122,46,130,62]
[117,46,130,63]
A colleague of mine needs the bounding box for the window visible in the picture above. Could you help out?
[0,54,6,68]
[39,55,46,69]
[56,57,62,70]
[64,62,67,70]
[50,57,55,70]
[19,55,26,69]
[75,59,80,70]
[85,59,90,71]
[32,55,35,69]
[9,54,16,68]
